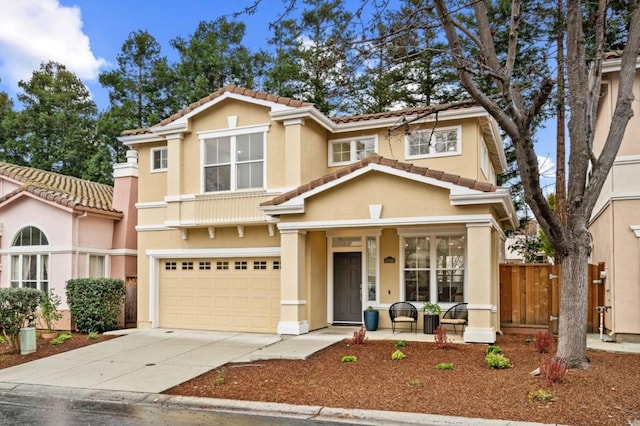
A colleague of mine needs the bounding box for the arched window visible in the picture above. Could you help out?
[10,226,49,292]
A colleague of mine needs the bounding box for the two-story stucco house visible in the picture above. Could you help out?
[120,85,517,343]
[0,154,138,329]
[589,52,640,343]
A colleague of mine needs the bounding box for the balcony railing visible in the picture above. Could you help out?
[194,191,275,225]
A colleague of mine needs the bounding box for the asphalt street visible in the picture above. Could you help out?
[0,392,349,426]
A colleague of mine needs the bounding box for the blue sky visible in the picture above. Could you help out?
[0,0,556,183]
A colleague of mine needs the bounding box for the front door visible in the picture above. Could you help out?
[333,252,362,323]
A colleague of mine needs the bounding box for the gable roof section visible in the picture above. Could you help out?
[261,154,497,209]
[121,85,312,137]
[0,162,121,217]
[260,154,517,229]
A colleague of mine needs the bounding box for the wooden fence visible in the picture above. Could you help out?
[499,262,605,333]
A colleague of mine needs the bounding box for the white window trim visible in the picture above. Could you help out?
[150,147,168,173]
[328,135,378,166]
[405,125,462,160]
[399,232,467,307]
[480,138,489,178]
[199,126,268,193]
[10,253,50,292]
[87,254,109,278]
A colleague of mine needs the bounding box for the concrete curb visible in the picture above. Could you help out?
[0,383,559,426]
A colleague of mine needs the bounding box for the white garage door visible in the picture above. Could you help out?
[159,258,281,332]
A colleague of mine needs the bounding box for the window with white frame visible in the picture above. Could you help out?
[203,132,264,192]
[89,255,106,278]
[10,226,49,292]
[151,147,167,171]
[329,136,376,166]
[406,126,461,159]
[403,234,465,304]
[480,138,489,178]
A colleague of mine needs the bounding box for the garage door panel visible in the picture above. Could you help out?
[159,257,280,332]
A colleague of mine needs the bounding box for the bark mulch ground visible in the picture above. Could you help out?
[0,332,117,369]
[165,334,640,426]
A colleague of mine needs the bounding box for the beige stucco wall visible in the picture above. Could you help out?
[306,231,328,330]
[284,172,488,224]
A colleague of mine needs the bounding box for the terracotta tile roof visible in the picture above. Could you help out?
[260,154,497,206]
[0,162,121,216]
[121,84,313,136]
[331,100,478,124]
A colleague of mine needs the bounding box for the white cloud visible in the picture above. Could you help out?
[0,0,106,88]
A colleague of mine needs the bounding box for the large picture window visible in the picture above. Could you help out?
[403,234,465,304]
[329,136,376,166]
[204,132,264,192]
[10,226,49,292]
[406,126,461,159]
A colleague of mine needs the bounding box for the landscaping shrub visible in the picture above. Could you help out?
[534,330,554,353]
[349,326,367,345]
[486,353,512,369]
[394,340,407,347]
[486,345,502,354]
[66,278,125,333]
[38,290,62,332]
[436,362,454,370]
[434,326,455,349]
[540,355,568,386]
[341,355,357,362]
[51,333,72,345]
[528,389,553,402]
[391,350,406,360]
[0,288,43,353]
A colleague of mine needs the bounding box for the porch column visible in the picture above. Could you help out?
[464,222,496,343]
[278,229,309,335]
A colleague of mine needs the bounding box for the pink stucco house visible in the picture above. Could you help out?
[0,152,138,329]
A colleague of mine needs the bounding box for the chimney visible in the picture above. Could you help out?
[111,150,138,280]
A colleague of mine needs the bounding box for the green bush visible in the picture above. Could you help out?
[486,353,512,369]
[38,290,62,331]
[391,350,406,360]
[51,333,72,345]
[341,355,357,362]
[66,278,125,333]
[0,288,43,353]
[88,331,99,339]
[394,340,407,347]
[436,362,454,370]
[486,345,502,355]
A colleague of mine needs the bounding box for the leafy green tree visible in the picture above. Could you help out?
[263,19,305,99]
[355,0,461,113]
[171,17,268,105]
[10,61,109,181]
[266,0,359,114]
[0,80,25,165]
[99,30,178,163]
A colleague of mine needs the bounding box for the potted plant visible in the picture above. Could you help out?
[421,302,441,334]
[38,290,62,339]
[363,306,379,331]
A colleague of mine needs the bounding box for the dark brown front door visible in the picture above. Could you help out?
[333,252,362,323]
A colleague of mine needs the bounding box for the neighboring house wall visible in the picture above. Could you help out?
[589,55,640,342]
[0,158,138,331]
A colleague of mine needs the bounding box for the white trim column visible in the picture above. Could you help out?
[278,229,309,334]
[464,222,496,343]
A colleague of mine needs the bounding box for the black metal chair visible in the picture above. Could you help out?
[389,302,418,334]
[440,302,468,336]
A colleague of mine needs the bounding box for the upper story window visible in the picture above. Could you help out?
[203,132,265,192]
[329,136,376,166]
[405,126,461,159]
[151,147,168,172]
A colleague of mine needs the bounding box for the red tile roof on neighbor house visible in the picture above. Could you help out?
[260,154,498,207]
[0,162,121,216]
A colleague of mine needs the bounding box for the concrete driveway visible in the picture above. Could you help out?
[0,329,284,393]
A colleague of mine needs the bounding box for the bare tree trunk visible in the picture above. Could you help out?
[556,228,591,368]
[555,0,566,228]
